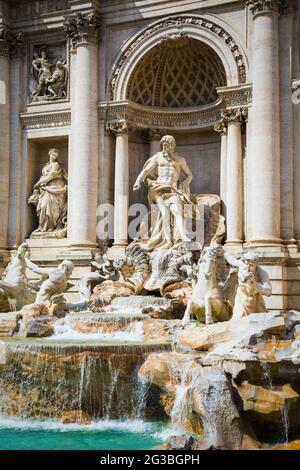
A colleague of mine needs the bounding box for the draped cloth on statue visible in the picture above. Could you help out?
[37,175,67,231]
[139,178,200,251]
[31,164,67,232]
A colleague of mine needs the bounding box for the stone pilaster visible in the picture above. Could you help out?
[64,11,101,248]
[0,27,23,253]
[247,0,281,246]
[293,80,300,241]
[221,109,244,246]
[214,119,228,218]
[279,10,296,246]
[108,120,135,248]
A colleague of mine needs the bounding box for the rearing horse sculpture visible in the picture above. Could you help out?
[182,245,237,325]
[0,242,37,311]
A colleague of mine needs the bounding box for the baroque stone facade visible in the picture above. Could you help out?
[0,0,300,310]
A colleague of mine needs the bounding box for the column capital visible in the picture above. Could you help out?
[107,120,135,136]
[0,26,24,58]
[214,119,228,136]
[63,10,102,50]
[221,108,245,124]
[247,0,282,17]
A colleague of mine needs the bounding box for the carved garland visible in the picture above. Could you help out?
[110,15,247,99]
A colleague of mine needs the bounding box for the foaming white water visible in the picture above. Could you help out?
[154,424,186,441]
[0,414,155,433]
[47,317,144,342]
[170,385,190,431]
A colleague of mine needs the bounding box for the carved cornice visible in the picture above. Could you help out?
[99,100,223,131]
[214,119,227,136]
[106,120,135,136]
[0,26,24,58]
[247,0,281,16]
[217,84,252,108]
[63,10,102,49]
[20,110,71,130]
[110,15,247,99]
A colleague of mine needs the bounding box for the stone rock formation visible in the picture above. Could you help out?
[139,311,300,449]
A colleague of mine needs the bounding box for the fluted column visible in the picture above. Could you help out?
[108,121,134,247]
[8,35,24,248]
[247,0,281,245]
[64,11,102,247]
[214,119,228,217]
[222,109,244,245]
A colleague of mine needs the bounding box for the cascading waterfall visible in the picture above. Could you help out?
[280,402,289,444]
[168,363,193,434]
[261,361,290,443]
[167,363,243,449]
[0,338,171,421]
[50,312,144,342]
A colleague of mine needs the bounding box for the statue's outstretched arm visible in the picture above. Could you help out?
[224,251,240,268]
[255,267,272,296]
[133,155,157,190]
[25,258,53,277]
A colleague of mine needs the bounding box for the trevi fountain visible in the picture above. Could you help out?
[0,0,300,453]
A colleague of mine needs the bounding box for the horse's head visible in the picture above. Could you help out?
[199,245,224,280]
[16,242,29,260]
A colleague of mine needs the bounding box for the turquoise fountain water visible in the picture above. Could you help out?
[0,298,172,450]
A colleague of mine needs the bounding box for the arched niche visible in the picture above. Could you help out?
[109,14,249,103]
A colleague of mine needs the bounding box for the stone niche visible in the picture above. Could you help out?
[25,137,68,239]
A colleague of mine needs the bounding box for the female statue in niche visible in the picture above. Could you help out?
[28,148,68,238]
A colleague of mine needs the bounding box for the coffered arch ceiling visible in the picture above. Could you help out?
[127,36,227,108]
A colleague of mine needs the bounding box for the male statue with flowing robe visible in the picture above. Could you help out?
[133,135,199,251]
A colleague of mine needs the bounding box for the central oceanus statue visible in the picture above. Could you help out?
[133,135,200,250]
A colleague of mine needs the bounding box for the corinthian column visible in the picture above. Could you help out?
[64,11,102,247]
[221,109,244,245]
[214,119,228,218]
[108,121,134,247]
[247,0,281,245]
